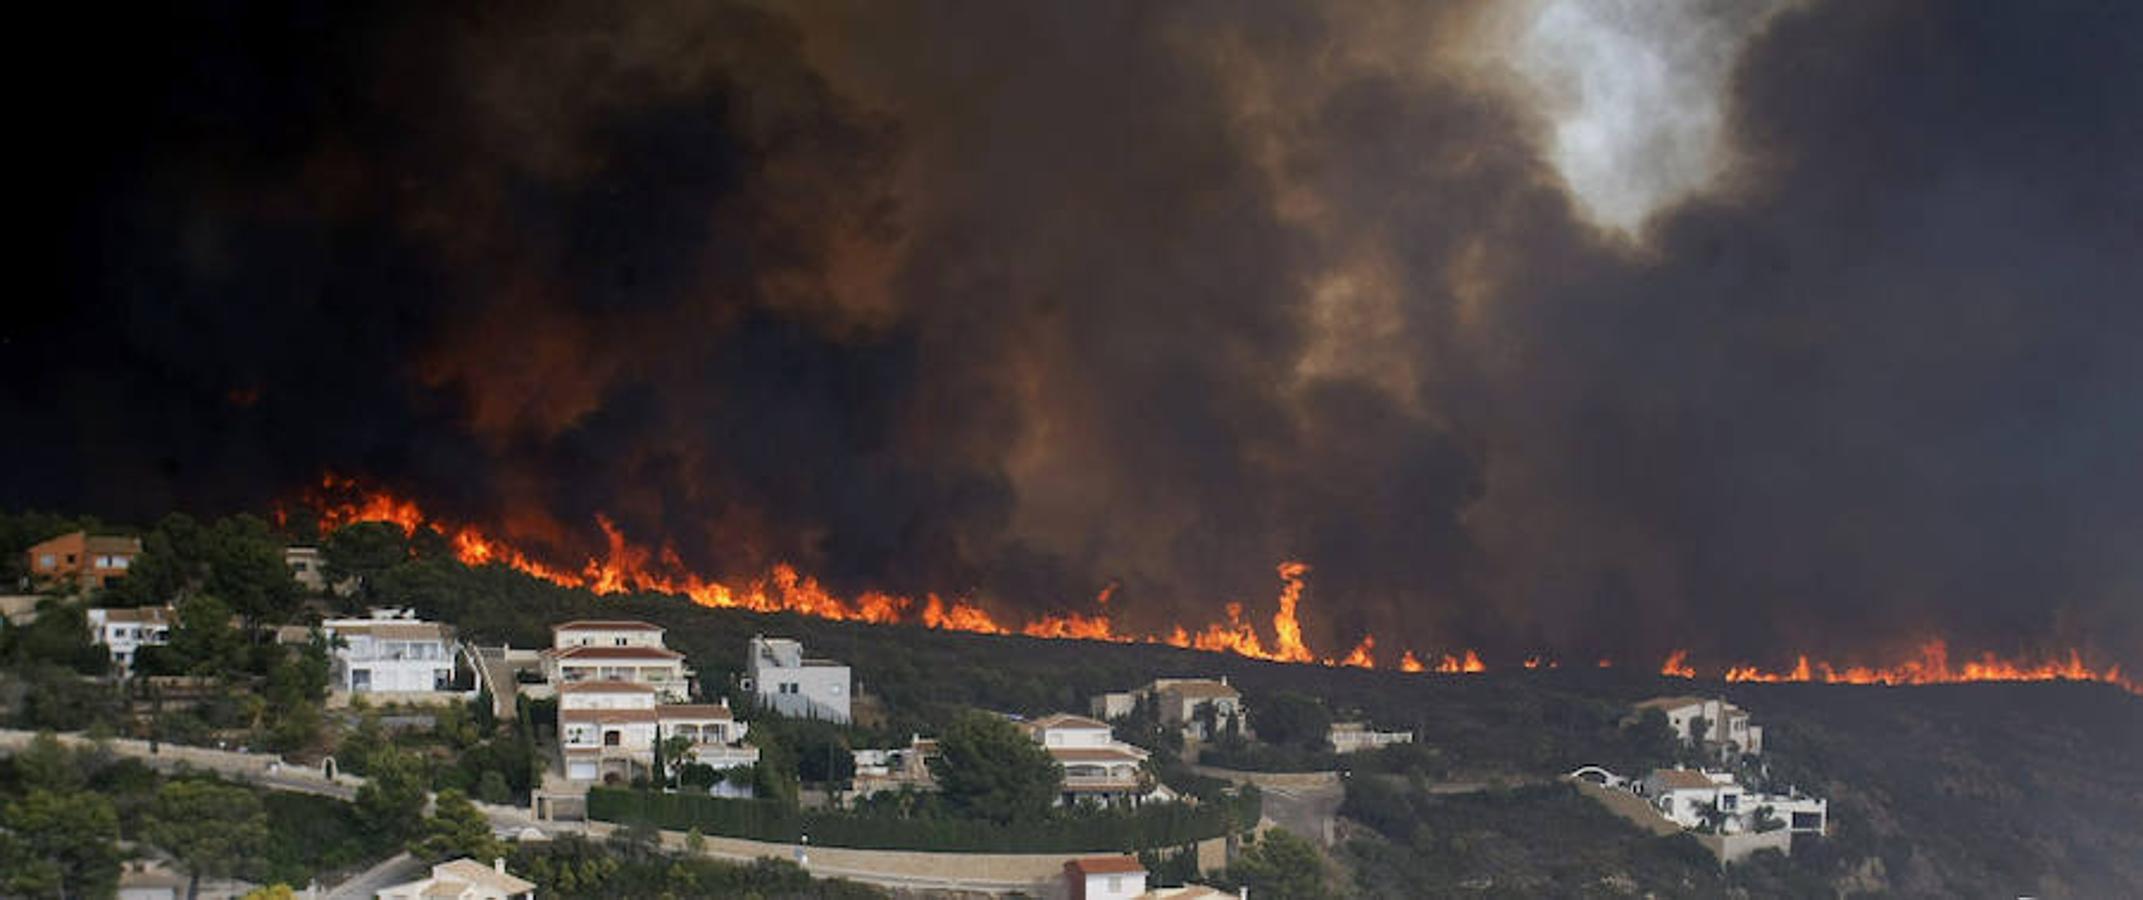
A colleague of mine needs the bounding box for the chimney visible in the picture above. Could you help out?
[495,858,506,874]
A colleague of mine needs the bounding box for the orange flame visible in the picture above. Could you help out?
[293,476,2139,694]
[1712,641,2136,693]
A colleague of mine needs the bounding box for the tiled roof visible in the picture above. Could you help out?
[1066,855,1145,875]
[552,645,683,660]
[1029,713,1111,731]
[552,619,664,632]
[558,680,657,694]
[1649,769,1719,791]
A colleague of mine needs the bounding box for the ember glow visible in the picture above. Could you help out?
[295,476,1453,670]
[297,475,2143,695]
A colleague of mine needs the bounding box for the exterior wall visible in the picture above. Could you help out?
[1037,725,1112,749]
[86,608,173,671]
[553,625,666,650]
[283,546,326,591]
[27,532,140,591]
[1091,692,1136,720]
[1329,725,1413,753]
[747,638,852,722]
[1073,871,1147,900]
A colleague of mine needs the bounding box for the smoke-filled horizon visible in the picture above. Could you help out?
[8,1,2141,670]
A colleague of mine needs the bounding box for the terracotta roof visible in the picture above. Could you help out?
[1649,769,1719,791]
[1030,713,1111,731]
[328,621,451,641]
[561,708,659,724]
[658,704,735,720]
[83,535,144,554]
[552,645,683,660]
[433,858,537,895]
[1066,855,1145,875]
[558,680,657,694]
[1159,680,1240,699]
[95,606,173,624]
[552,619,664,632]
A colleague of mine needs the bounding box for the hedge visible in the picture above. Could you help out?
[588,787,1260,853]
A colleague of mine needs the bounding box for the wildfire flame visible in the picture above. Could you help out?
[291,476,2139,694]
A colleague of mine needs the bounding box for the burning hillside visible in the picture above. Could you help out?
[290,475,2139,695]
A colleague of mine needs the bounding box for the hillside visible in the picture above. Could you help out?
[425,572,2143,898]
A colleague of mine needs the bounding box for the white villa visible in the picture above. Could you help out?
[321,608,471,698]
[85,605,173,672]
[1640,767,1827,835]
[1092,677,1246,741]
[1024,713,1172,806]
[1062,856,1147,900]
[542,620,692,701]
[1633,696,1766,759]
[745,635,852,723]
[851,734,940,797]
[377,857,535,899]
[1329,721,1415,754]
[557,680,757,784]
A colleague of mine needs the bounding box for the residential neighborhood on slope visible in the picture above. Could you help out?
[1,518,1853,898]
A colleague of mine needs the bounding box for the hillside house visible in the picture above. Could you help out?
[1090,676,1246,740]
[321,608,472,698]
[851,734,940,797]
[557,681,756,784]
[1639,768,1827,835]
[1329,721,1414,754]
[377,857,535,899]
[1025,713,1172,806]
[745,635,852,723]
[86,605,173,672]
[1064,856,1147,900]
[542,620,692,701]
[26,531,140,591]
[1632,696,1765,759]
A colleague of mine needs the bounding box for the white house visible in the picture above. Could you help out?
[283,546,327,592]
[745,635,851,723]
[376,857,535,899]
[1639,768,1827,835]
[321,608,469,697]
[543,642,692,701]
[1090,677,1246,741]
[1062,856,1147,900]
[1329,721,1414,754]
[551,619,669,650]
[1632,696,1765,758]
[86,606,174,673]
[1024,713,1171,806]
[557,681,756,784]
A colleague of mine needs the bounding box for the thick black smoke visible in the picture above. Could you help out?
[7,1,2139,668]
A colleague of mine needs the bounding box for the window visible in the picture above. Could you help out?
[110,557,129,569]
[1107,877,1122,892]
[1722,794,1738,811]
[604,730,622,746]
[615,637,628,646]
[65,554,78,565]
[291,561,309,572]
[38,554,55,569]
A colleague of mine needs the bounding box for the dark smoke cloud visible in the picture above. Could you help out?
[7,1,2139,667]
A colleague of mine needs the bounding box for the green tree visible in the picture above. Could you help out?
[1228,827,1329,899]
[165,594,246,676]
[202,514,301,626]
[116,512,208,605]
[355,748,430,841]
[1253,692,1332,751]
[0,600,111,674]
[321,522,411,602]
[930,711,1061,824]
[15,731,87,791]
[477,770,513,805]
[658,732,697,790]
[143,779,269,900]
[412,789,502,863]
[1,788,122,899]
